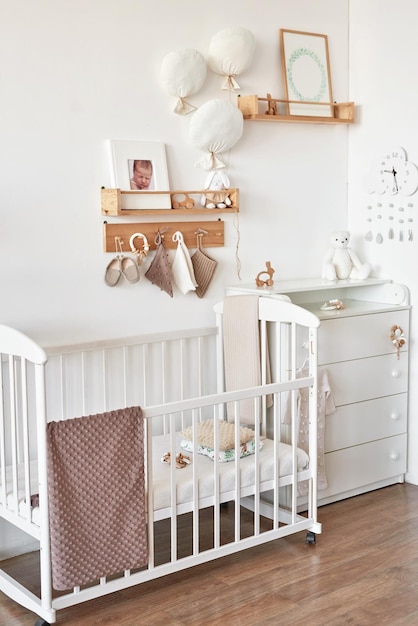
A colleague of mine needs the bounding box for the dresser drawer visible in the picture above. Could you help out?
[318,309,409,364]
[321,434,407,499]
[325,393,407,452]
[326,353,408,406]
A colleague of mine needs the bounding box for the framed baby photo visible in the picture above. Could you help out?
[107,140,171,208]
[280,29,333,117]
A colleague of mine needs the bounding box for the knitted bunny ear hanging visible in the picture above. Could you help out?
[208,27,256,91]
[189,98,244,170]
[145,232,173,297]
[160,48,207,115]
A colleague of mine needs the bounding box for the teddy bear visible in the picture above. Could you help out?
[200,170,232,209]
[322,230,371,281]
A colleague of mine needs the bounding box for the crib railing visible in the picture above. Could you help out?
[44,327,218,432]
[49,379,319,617]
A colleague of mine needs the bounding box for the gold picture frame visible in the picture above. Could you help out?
[280,29,333,117]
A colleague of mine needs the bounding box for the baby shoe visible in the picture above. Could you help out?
[104,257,122,287]
[121,256,140,284]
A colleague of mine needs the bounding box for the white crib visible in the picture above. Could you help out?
[0,296,321,625]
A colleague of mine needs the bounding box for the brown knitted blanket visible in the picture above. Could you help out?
[47,406,147,591]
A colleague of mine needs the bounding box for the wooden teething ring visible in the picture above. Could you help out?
[129,232,150,265]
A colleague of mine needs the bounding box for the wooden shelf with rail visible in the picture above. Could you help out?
[101,188,239,216]
[237,94,354,125]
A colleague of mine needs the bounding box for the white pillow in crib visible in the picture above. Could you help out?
[181,419,255,451]
[180,438,263,463]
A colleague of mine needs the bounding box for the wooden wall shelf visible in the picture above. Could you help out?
[103,220,224,252]
[237,94,354,125]
[101,188,239,216]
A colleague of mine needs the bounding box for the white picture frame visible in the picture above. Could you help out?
[107,140,171,209]
[280,29,333,117]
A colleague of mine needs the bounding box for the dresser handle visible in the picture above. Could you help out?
[390,412,400,421]
[390,325,407,359]
[391,370,401,378]
[390,452,400,462]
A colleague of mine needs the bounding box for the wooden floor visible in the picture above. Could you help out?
[1,483,418,625]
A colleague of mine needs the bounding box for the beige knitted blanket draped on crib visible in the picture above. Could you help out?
[222,295,271,424]
[47,406,147,591]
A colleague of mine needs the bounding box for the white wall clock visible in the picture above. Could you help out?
[363,146,418,196]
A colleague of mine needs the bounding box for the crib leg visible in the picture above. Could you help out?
[306,531,316,544]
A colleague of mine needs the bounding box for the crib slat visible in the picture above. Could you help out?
[101,349,107,412]
[273,392,280,529]
[0,355,7,509]
[122,346,128,408]
[20,358,31,522]
[290,322,298,525]
[191,408,199,555]
[9,356,19,517]
[308,325,319,520]
[33,358,52,614]
[80,352,87,416]
[231,401,240,543]
[58,354,66,420]
[142,343,148,407]
[253,396,261,537]
[145,419,155,570]
[212,406,221,550]
[169,413,177,563]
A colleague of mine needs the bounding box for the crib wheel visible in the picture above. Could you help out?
[306,531,316,544]
[34,620,51,626]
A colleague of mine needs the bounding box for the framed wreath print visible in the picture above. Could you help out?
[280,29,333,117]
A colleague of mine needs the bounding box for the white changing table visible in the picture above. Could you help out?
[227,278,410,506]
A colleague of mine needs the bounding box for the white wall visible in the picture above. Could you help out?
[1,0,349,347]
[348,0,418,484]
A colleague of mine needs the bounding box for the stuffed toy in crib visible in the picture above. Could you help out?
[322,230,371,281]
[201,170,232,209]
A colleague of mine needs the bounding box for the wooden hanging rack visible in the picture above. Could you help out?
[103,221,224,252]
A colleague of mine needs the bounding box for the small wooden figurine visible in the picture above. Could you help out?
[265,93,277,116]
[171,193,195,209]
[255,261,275,287]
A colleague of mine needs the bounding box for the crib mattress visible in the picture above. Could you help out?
[151,433,309,515]
[0,434,309,526]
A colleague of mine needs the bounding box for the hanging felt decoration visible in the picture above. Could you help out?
[145,232,173,297]
[171,231,198,294]
[208,27,256,91]
[160,48,207,115]
[189,99,243,169]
